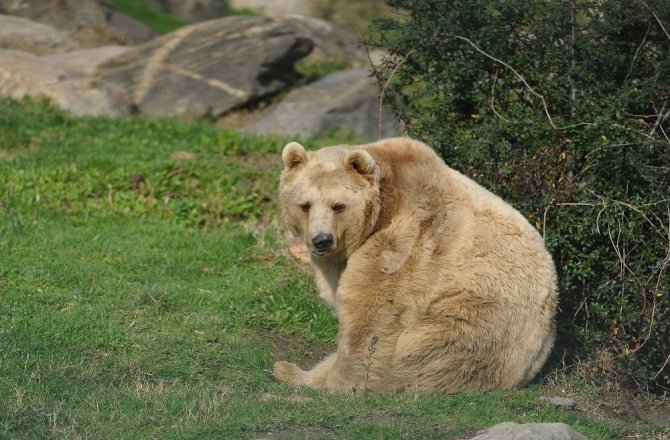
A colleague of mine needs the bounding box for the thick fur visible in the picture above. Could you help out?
[276,137,558,393]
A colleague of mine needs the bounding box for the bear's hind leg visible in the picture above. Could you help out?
[394,320,502,393]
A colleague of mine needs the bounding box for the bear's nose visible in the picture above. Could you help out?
[312,233,333,253]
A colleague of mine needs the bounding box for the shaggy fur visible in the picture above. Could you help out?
[275,137,558,393]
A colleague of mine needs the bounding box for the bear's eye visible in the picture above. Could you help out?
[299,202,311,212]
[332,203,346,213]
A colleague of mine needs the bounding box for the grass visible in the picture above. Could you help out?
[109,0,187,34]
[296,60,352,83]
[109,0,256,35]
[0,97,649,438]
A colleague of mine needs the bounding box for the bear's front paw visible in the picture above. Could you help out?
[274,361,306,386]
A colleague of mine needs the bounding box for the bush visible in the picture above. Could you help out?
[365,0,670,392]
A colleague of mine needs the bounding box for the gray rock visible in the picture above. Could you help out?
[243,68,400,141]
[95,16,314,119]
[228,0,314,17]
[0,14,79,55]
[0,49,128,116]
[146,0,226,22]
[0,0,156,45]
[539,396,578,409]
[284,14,368,68]
[42,46,130,75]
[469,422,588,440]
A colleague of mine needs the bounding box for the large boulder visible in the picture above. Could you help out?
[95,16,314,119]
[242,68,399,141]
[283,14,367,67]
[469,422,588,440]
[0,14,79,55]
[0,0,156,45]
[42,46,130,75]
[0,49,128,116]
[194,13,367,67]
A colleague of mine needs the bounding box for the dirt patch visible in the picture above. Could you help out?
[543,370,670,438]
[576,389,670,428]
[361,411,400,427]
[256,426,335,440]
[0,140,40,161]
[260,393,314,404]
[256,413,402,440]
[258,330,335,370]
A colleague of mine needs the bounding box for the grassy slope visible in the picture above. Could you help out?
[0,98,627,438]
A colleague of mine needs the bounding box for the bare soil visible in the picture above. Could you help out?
[263,330,335,370]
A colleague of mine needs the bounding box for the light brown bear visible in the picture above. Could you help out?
[275,137,557,393]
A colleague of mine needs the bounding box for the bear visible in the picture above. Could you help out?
[275,137,558,393]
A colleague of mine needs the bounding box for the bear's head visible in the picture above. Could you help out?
[279,142,381,259]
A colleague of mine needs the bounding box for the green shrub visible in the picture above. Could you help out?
[366,0,670,392]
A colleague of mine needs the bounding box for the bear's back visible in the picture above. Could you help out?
[362,138,539,238]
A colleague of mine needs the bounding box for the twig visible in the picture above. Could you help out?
[555,202,597,207]
[378,50,414,140]
[166,167,186,178]
[363,335,379,394]
[587,189,666,237]
[607,220,645,299]
[569,0,577,117]
[653,208,670,300]
[659,118,670,144]
[625,20,651,85]
[639,0,670,43]
[107,184,113,207]
[653,353,670,380]
[446,34,558,129]
[490,69,509,122]
[584,141,658,159]
[650,101,669,136]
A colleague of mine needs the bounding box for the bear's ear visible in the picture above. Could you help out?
[344,150,378,177]
[281,142,307,170]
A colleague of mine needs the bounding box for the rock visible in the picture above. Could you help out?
[0,0,156,45]
[0,49,128,116]
[243,68,400,141]
[146,0,226,22]
[95,16,314,119]
[283,14,368,68]
[228,0,314,17]
[0,14,79,55]
[42,46,130,75]
[469,422,588,440]
[539,396,578,409]
[99,4,158,44]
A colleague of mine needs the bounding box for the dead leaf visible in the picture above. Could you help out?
[171,151,197,161]
[288,239,310,264]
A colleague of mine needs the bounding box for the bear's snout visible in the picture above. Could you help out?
[312,233,334,255]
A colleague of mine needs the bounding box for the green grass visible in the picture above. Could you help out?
[223,4,257,16]
[0,98,629,438]
[297,59,352,83]
[109,0,257,35]
[109,0,186,34]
